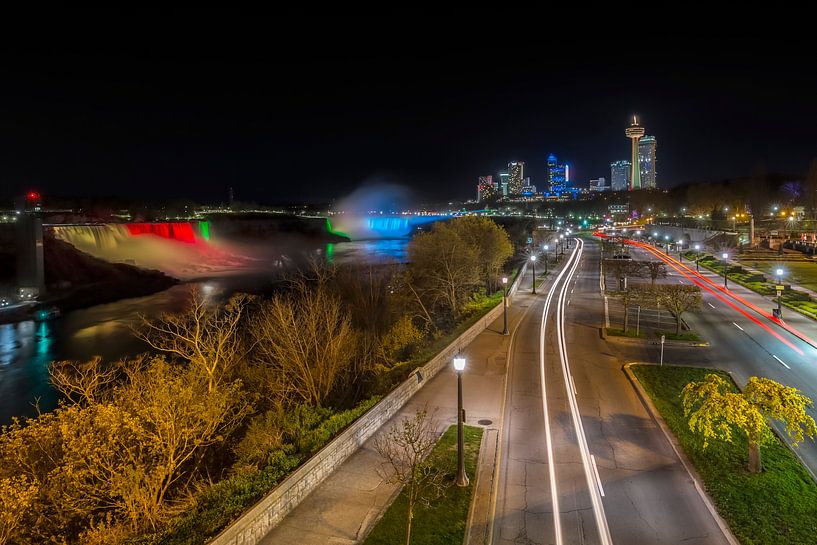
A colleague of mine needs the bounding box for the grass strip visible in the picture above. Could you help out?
[362,425,483,545]
[631,364,817,545]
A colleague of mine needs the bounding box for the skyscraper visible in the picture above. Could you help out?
[638,135,657,189]
[610,160,631,191]
[589,177,608,192]
[477,175,497,202]
[507,162,525,196]
[499,172,510,196]
[547,153,569,193]
[625,116,646,190]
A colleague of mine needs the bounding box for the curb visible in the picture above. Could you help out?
[464,428,497,545]
[601,328,710,347]
[622,363,740,545]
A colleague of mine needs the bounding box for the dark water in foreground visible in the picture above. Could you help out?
[0,239,409,425]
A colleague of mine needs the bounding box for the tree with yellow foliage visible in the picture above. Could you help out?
[682,374,817,473]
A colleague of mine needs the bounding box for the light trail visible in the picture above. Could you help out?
[553,238,614,544]
[538,242,582,545]
[733,322,744,332]
[630,240,817,350]
[630,241,804,356]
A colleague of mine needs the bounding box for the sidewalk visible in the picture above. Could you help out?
[259,289,533,544]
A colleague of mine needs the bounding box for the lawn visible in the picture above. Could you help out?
[750,261,817,293]
[631,365,817,545]
[362,425,483,545]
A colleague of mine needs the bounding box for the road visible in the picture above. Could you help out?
[493,237,728,545]
[619,239,817,476]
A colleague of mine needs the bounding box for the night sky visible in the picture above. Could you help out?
[1,21,814,206]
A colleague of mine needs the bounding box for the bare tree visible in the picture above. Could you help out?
[613,286,645,332]
[642,260,668,288]
[249,277,358,406]
[135,288,249,393]
[656,284,703,335]
[49,356,123,405]
[604,259,644,291]
[374,407,445,545]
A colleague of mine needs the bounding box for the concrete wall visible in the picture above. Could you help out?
[210,263,529,545]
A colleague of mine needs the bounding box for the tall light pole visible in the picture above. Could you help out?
[722,252,729,288]
[653,232,659,247]
[677,239,684,261]
[530,255,537,294]
[664,235,670,255]
[694,243,701,272]
[560,234,565,255]
[502,276,509,335]
[453,356,469,487]
[775,268,784,318]
[543,244,549,274]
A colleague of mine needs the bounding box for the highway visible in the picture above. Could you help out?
[493,237,728,545]
[621,239,817,476]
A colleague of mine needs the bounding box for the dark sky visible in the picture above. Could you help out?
[1,19,815,205]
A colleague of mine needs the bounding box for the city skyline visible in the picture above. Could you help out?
[0,24,814,205]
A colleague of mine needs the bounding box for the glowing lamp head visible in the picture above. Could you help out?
[722,253,729,260]
[664,235,670,240]
[776,268,784,277]
[653,232,658,237]
[502,276,508,285]
[453,357,466,372]
[530,255,537,262]
[694,244,701,250]
[543,244,549,250]
[560,234,564,239]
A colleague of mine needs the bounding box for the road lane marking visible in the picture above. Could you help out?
[590,454,605,497]
[732,322,744,332]
[707,302,716,309]
[773,355,791,369]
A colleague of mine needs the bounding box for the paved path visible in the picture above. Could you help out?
[259,288,526,544]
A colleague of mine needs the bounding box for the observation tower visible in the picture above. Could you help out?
[625,116,645,190]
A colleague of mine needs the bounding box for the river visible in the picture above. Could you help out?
[0,239,409,425]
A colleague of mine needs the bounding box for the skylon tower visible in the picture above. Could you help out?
[625,116,645,190]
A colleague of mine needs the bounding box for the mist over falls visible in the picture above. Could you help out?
[51,223,258,279]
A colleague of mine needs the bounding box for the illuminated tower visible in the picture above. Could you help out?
[625,116,645,190]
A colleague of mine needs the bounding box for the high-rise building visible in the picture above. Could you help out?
[610,160,631,191]
[589,177,609,192]
[547,153,570,193]
[625,116,646,190]
[477,175,497,202]
[499,172,510,196]
[15,192,45,298]
[507,161,525,196]
[639,135,657,189]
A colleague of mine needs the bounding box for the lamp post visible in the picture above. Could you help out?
[653,232,659,247]
[530,255,538,294]
[664,235,670,255]
[543,245,549,274]
[677,239,684,261]
[775,268,784,318]
[502,277,509,335]
[560,234,565,255]
[722,252,729,288]
[694,243,701,272]
[453,356,469,487]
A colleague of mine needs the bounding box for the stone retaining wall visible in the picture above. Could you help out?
[210,263,529,545]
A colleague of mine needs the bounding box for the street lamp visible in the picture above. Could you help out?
[694,243,701,272]
[543,244,549,274]
[664,235,670,255]
[530,255,537,294]
[722,252,729,288]
[775,268,785,318]
[453,356,469,487]
[502,277,509,335]
[677,239,684,261]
